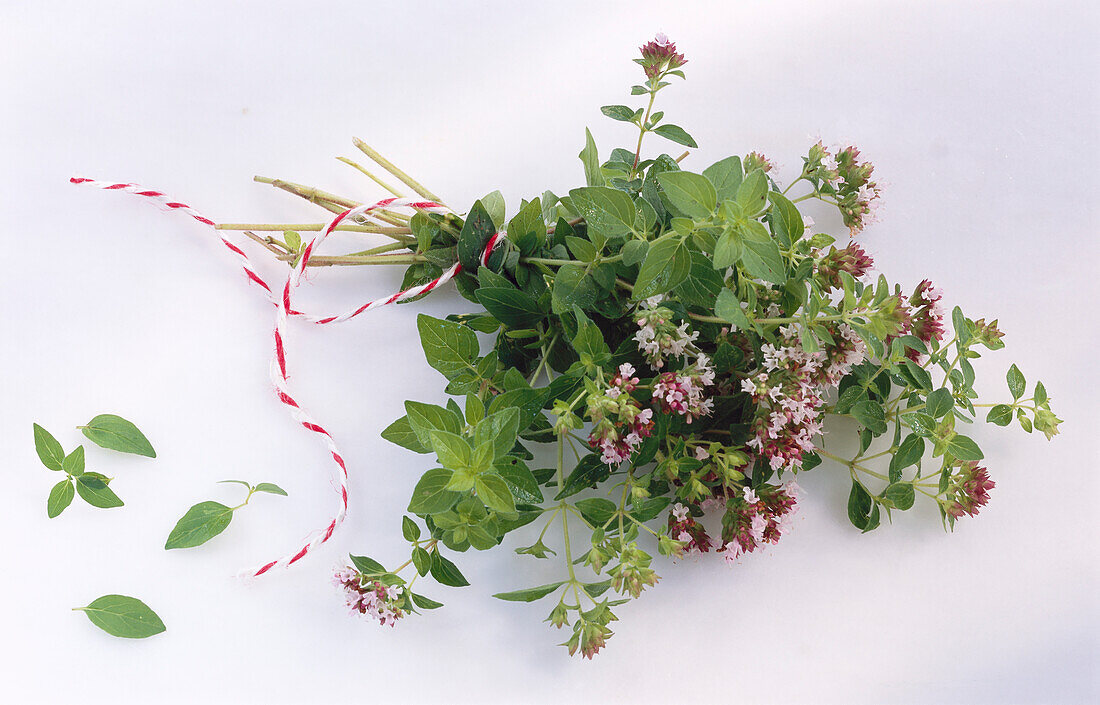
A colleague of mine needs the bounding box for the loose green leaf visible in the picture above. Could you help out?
[33,423,65,471]
[165,501,233,549]
[381,416,430,454]
[80,414,155,458]
[47,479,74,518]
[75,595,165,639]
[493,581,565,602]
[575,497,618,526]
[75,474,124,509]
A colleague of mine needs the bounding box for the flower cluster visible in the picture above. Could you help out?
[943,462,995,519]
[742,324,865,471]
[805,142,882,234]
[633,297,699,369]
[668,502,713,555]
[638,32,687,78]
[587,363,655,465]
[719,482,801,562]
[907,279,946,358]
[817,242,875,290]
[651,354,715,423]
[333,566,405,627]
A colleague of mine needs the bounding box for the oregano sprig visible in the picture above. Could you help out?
[165,480,287,550]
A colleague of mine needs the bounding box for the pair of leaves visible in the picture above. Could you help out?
[164,481,287,550]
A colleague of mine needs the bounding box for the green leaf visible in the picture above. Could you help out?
[578,128,605,187]
[1007,364,1026,400]
[714,288,755,331]
[456,200,497,270]
[429,431,472,470]
[656,171,716,218]
[492,581,565,602]
[430,552,470,587]
[554,454,611,500]
[80,414,155,458]
[952,306,971,345]
[164,501,233,549]
[883,483,916,511]
[253,483,287,496]
[416,314,479,380]
[495,458,543,503]
[480,190,506,229]
[925,388,954,418]
[75,595,165,639]
[702,156,743,201]
[565,236,597,262]
[410,592,443,610]
[575,497,617,526]
[651,124,698,148]
[739,232,787,284]
[621,239,648,267]
[847,480,871,528]
[907,412,938,437]
[600,104,636,122]
[767,192,804,248]
[402,516,421,542]
[713,228,743,269]
[675,251,725,308]
[736,169,768,216]
[945,435,984,462]
[381,415,430,454]
[506,198,546,254]
[62,445,85,476]
[475,288,543,328]
[75,474,124,509]
[404,401,464,449]
[408,468,460,514]
[551,263,599,313]
[889,434,925,482]
[350,554,386,575]
[33,423,65,471]
[568,186,635,240]
[473,408,521,461]
[47,479,74,518]
[412,547,432,576]
[1033,381,1048,406]
[986,404,1014,427]
[633,236,691,299]
[475,473,516,514]
[282,230,301,252]
[851,400,887,435]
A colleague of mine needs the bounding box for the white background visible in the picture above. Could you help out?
[1,1,1097,703]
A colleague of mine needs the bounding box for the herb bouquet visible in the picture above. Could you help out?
[81,35,1061,658]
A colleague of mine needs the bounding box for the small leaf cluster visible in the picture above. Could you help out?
[33,414,155,517]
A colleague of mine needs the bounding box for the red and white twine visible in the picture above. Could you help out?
[72,177,503,576]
